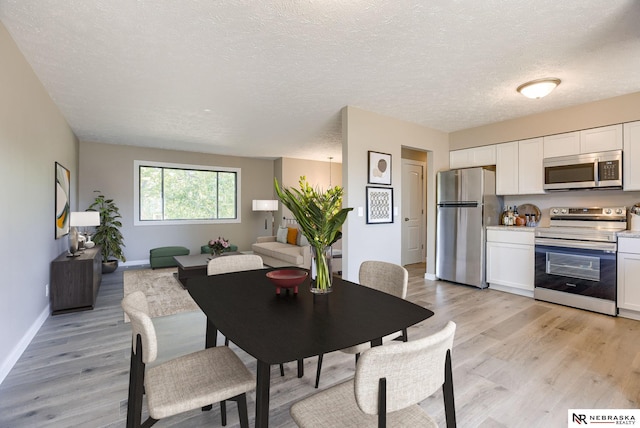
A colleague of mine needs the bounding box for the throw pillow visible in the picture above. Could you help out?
[297,231,309,246]
[287,227,298,245]
[276,226,288,243]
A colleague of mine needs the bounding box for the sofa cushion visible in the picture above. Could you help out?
[287,227,298,245]
[276,226,288,243]
[252,241,304,266]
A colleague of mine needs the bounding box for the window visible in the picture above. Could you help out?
[134,160,241,225]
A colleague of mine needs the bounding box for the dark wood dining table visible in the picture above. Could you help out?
[187,268,434,428]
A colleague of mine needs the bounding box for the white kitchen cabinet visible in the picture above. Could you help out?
[518,137,544,194]
[495,138,543,196]
[543,132,580,158]
[449,145,496,169]
[580,124,622,153]
[543,125,622,159]
[496,142,518,195]
[486,228,535,297]
[617,237,640,320]
[623,121,640,191]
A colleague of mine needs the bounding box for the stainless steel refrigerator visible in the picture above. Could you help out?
[435,168,502,288]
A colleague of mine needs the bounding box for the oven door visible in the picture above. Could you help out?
[534,238,617,301]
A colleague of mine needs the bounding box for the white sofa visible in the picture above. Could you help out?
[252,236,311,268]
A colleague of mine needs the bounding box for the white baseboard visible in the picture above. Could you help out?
[0,304,50,385]
[424,272,437,281]
[489,283,534,298]
[121,259,149,267]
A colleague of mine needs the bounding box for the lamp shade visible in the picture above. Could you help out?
[517,78,561,99]
[70,211,100,227]
[252,200,279,211]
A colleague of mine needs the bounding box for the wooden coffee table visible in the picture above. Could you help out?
[173,252,240,288]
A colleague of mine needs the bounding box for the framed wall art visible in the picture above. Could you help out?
[55,162,70,239]
[368,151,391,185]
[366,186,393,224]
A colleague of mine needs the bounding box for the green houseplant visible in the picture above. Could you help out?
[88,191,126,273]
[274,176,352,293]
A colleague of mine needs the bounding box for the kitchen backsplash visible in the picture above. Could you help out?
[503,189,640,227]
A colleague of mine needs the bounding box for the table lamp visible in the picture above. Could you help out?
[69,211,101,253]
[252,200,279,235]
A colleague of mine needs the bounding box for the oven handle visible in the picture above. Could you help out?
[534,237,617,252]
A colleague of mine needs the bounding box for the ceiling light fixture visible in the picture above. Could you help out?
[517,78,561,99]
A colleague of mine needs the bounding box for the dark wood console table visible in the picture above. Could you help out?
[50,247,102,314]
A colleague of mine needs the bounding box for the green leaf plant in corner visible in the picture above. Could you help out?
[87,191,126,272]
[274,176,352,292]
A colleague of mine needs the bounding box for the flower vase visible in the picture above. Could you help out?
[310,246,332,294]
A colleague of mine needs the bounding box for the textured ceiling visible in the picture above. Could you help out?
[1,1,640,162]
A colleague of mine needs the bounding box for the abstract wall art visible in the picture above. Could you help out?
[55,162,70,239]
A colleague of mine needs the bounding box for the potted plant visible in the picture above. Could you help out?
[275,176,352,293]
[88,191,126,273]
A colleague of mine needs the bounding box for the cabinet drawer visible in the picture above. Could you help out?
[618,237,640,254]
[487,229,534,245]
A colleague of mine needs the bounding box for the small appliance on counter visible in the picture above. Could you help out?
[630,204,640,231]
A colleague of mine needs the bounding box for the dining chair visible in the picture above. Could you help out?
[314,260,409,388]
[207,254,264,276]
[206,254,288,376]
[291,321,457,428]
[207,254,264,346]
[122,291,255,428]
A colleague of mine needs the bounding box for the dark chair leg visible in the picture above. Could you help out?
[225,337,230,347]
[279,363,285,377]
[236,394,249,428]
[355,353,360,364]
[443,349,457,428]
[315,354,324,388]
[377,377,387,428]
[220,401,227,426]
[127,336,145,428]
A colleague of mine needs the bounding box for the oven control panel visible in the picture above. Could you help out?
[549,206,626,220]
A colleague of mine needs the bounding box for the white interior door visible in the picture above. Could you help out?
[402,160,425,265]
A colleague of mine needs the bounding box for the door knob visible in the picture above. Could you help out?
[404,217,409,221]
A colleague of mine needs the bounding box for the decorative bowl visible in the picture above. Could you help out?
[266,269,308,295]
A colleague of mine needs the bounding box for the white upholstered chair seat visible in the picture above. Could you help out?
[145,346,255,420]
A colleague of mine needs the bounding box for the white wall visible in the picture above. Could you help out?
[0,22,78,383]
[342,106,449,281]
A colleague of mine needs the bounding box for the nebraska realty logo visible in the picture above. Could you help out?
[569,409,638,426]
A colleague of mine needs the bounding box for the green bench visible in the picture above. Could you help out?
[149,246,190,269]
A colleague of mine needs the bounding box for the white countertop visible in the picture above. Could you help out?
[617,230,640,239]
[486,225,536,232]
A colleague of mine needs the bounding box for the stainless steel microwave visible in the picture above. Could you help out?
[543,150,622,191]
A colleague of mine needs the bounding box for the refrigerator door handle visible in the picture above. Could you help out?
[437,202,479,207]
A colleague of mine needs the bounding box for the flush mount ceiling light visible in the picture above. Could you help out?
[517,78,561,99]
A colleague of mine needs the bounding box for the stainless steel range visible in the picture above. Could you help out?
[534,207,627,316]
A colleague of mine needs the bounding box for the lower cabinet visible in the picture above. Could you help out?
[50,246,102,314]
[617,237,640,320]
[486,228,535,297]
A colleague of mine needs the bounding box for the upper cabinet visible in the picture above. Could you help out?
[449,145,496,169]
[624,121,640,191]
[543,132,580,158]
[543,124,622,158]
[496,138,544,195]
[580,124,623,153]
[517,138,544,194]
[495,142,518,195]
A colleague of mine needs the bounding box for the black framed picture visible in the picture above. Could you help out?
[366,186,393,224]
[368,151,391,185]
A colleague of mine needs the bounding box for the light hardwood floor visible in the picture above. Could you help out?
[1,263,639,427]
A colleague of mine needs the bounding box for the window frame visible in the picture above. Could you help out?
[133,160,242,226]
